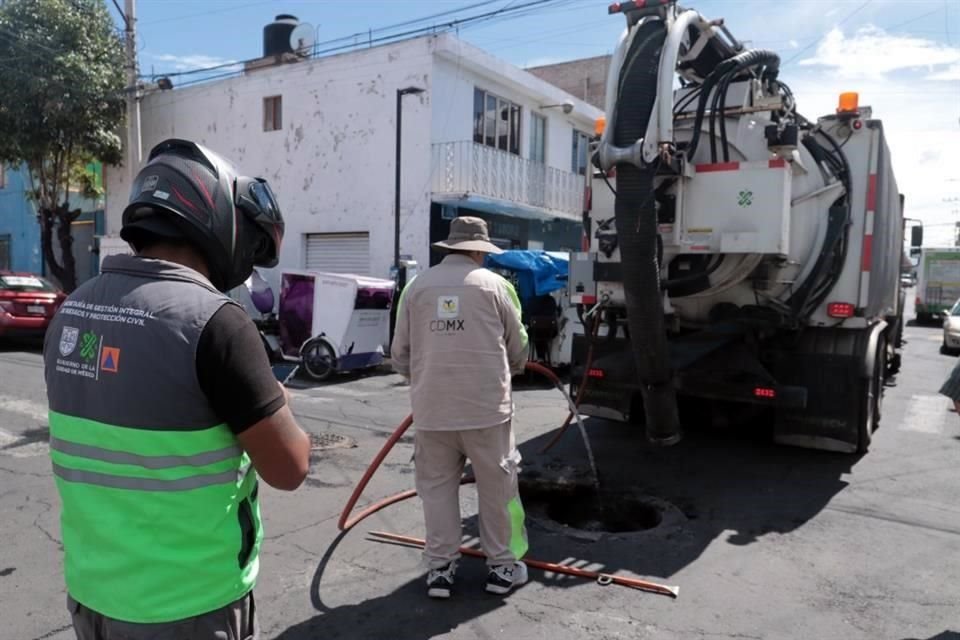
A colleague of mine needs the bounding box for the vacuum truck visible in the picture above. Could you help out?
[567,0,907,454]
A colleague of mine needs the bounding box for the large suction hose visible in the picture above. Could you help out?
[612,19,681,446]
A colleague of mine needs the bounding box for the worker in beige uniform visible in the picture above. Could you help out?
[391,216,530,599]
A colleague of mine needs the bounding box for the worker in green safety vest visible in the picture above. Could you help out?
[43,139,311,639]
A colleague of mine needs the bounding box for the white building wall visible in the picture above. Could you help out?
[430,38,600,174]
[106,37,436,292]
[104,33,602,293]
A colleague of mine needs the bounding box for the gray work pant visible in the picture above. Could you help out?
[68,591,258,640]
[414,421,528,569]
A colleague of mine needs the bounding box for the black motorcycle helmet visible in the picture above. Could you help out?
[121,139,284,292]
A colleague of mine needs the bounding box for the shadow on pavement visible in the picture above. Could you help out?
[282,364,396,390]
[901,633,960,640]
[279,406,856,638]
[279,513,556,640]
[0,338,44,353]
[516,409,858,578]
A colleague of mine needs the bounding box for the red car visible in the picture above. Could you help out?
[0,272,66,339]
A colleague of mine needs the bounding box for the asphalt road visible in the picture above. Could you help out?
[2,300,959,640]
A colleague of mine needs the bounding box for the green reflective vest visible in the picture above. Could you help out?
[44,255,261,623]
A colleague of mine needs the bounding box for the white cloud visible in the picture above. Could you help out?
[786,71,960,244]
[798,25,960,79]
[150,53,240,72]
[928,63,960,81]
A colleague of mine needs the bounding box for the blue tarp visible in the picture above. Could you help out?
[485,250,568,302]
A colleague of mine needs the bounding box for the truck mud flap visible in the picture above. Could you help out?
[676,373,806,409]
[572,333,808,420]
[771,327,876,453]
[570,334,639,422]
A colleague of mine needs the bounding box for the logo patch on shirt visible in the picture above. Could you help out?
[437,296,459,319]
[100,346,121,373]
[59,326,79,357]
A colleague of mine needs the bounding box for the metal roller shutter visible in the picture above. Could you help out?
[303,232,370,275]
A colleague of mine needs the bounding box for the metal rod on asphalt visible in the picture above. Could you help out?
[366,530,679,598]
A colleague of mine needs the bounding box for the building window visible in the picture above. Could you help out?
[472,88,520,155]
[530,114,546,164]
[263,96,282,132]
[572,130,590,175]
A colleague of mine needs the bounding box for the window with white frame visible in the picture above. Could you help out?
[473,88,520,156]
[529,113,546,164]
[572,130,590,175]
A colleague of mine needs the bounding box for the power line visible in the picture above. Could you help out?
[146,0,571,82]
[782,0,874,67]
[139,1,273,26]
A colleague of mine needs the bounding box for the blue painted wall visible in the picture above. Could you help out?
[0,163,105,283]
[0,164,42,273]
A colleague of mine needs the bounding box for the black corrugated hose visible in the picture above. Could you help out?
[612,19,681,446]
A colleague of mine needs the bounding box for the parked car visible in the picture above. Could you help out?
[900,274,915,288]
[942,299,960,355]
[0,272,66,339]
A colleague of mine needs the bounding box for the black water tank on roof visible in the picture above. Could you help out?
[264,14,298,57]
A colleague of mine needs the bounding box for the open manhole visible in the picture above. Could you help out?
[310,432,356,451]
[521,484,683,538]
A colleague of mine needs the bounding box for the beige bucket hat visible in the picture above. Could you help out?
[432,216,503,254]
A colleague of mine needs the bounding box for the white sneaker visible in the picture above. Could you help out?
[426,561,457,599]
[485,561,528,595]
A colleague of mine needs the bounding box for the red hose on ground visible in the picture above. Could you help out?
[539,312,601,453]
[334,358,680,598]
[337,362,564,532]
[366,530,679,598]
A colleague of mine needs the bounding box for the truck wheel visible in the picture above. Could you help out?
[856,338,885,453]
[917,312,932,325]
[301,338,337,381]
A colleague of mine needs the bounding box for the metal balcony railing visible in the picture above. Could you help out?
[431,141,584,217]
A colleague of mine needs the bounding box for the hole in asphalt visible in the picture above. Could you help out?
[523,485,663,533]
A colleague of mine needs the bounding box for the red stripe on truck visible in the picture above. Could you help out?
[768,158,787,168]
[861,235,873,272]
[695,162,740,173]
[866,174,877,212]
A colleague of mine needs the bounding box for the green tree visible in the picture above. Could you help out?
[0,0,125,292]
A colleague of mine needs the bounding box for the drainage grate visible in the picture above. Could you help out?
[310,432,357,451]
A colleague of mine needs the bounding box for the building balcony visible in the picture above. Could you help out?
[431,141,584,221]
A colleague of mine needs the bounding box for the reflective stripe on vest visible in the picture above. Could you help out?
[49,410,260,623]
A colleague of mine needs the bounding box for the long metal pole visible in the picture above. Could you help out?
[388,89,403,350]
[394,88,402,276]
[124,0,141,186]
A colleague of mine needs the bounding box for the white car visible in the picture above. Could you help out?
[942,300,960,355]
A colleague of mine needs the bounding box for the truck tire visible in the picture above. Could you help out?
[856,337,886,454]
[917,311,932,325]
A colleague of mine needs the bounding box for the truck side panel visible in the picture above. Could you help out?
[863,123,903,320]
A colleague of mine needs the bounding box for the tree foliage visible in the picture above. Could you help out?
[0,0,125,291]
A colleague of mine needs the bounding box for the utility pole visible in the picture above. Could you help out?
[123,0,141,186]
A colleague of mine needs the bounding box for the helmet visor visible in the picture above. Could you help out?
[235,176,284,265]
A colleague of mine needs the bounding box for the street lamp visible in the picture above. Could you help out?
[391,85,425,344]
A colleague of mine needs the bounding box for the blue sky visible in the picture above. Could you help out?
[116,0,960,239]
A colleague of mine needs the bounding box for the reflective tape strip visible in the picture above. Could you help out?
[50,437,241,469]
[52,463,241,492]
[507,497,529,560]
